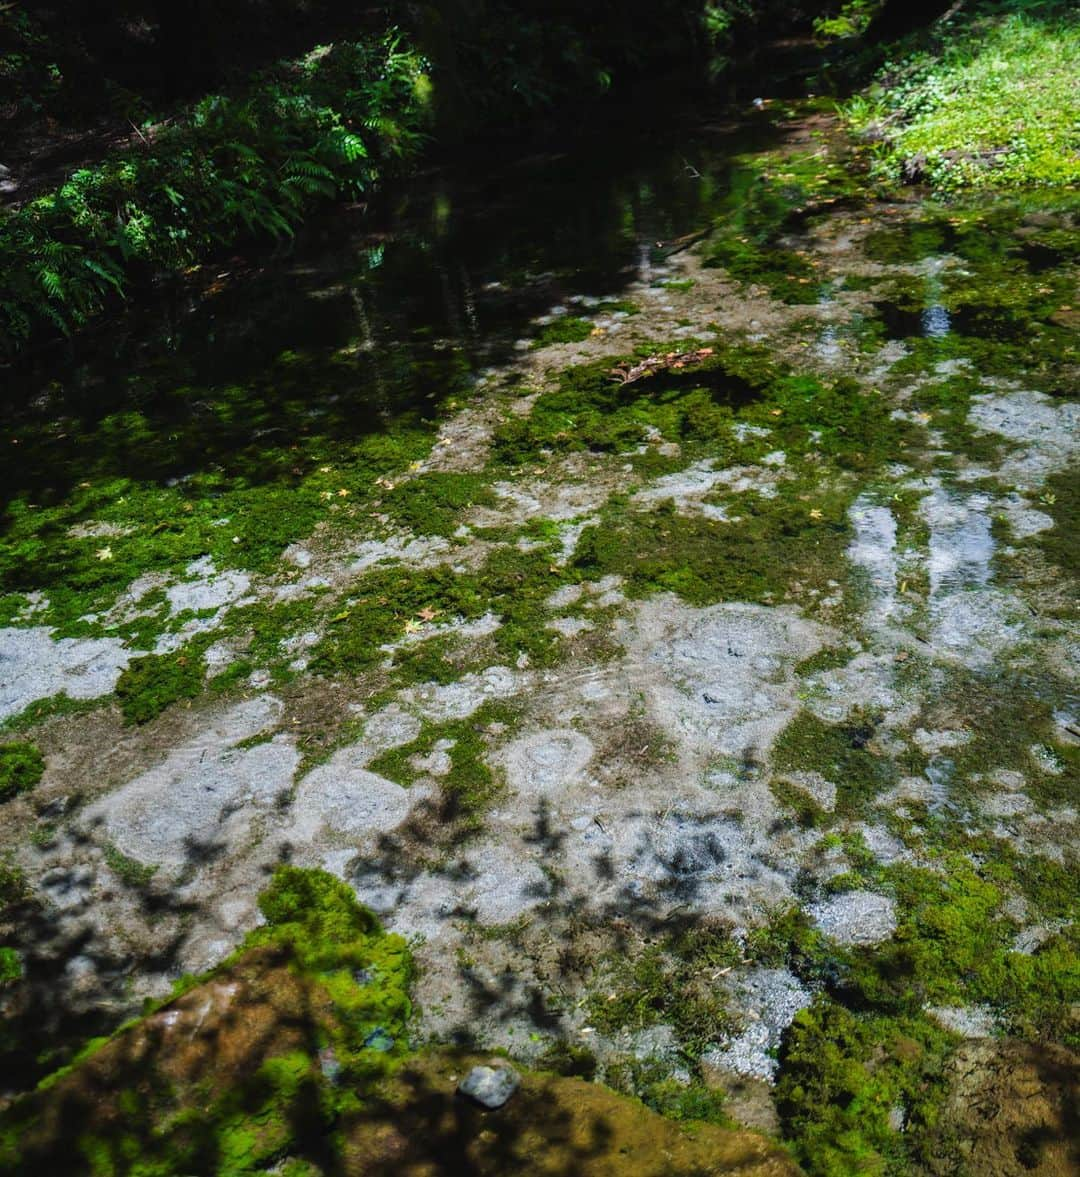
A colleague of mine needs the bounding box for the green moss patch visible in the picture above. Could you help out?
[0,866,413,1176]
[588,924,740,1056]
[491,343,772,467]
[379,472,497,537]
[772,711,919,817]
[700,148,859,303]
[573,491,851,607]
[777,999,955,1175]
[0,741,44,801]
[368,702,517,836]
[313,544,570,682]
[115,649,204,725]
[530,316,594,348]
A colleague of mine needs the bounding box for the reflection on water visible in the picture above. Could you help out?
[1,111,780,505]
[921,303,951,338]
[920,258,951,339]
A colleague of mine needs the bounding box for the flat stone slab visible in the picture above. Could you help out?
[287,746,414,843]
[503,729,594,798]
[83,697,294,874]
[0,626,130,721]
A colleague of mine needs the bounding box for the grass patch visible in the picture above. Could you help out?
[102,844,158,889]
[848,7,1080,190]
[588,924,740,1056]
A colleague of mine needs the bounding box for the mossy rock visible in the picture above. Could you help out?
[0,867,412,1175]
[339,1048,801,1175]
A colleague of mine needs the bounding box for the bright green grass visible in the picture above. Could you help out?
[850,8,1080,190]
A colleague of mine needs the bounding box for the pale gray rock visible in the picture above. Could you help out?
[503,729,594,798]
[927,1005,999,1038]
[288,751,413,843]
[703,968,812,1082]
[809,891,896,945]
[83,697,293,874]
[165,556,251,615]
[630,598,828,759]
[457,1064,520,1109]
[0,626,130,721]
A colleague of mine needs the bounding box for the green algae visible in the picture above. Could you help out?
[0,862,28,913]
[115,649,204,725]
[793,647,856,678]
[920,666,1076,812]
[760,842,1079,1172]
[0,741,44,801]
[0,948,20,988]
[0,383,440,641]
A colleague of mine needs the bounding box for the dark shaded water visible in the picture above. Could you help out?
[3,99,1078,511]
[1,106,784,504]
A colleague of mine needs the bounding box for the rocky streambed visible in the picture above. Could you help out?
[0,103,1076,1174]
